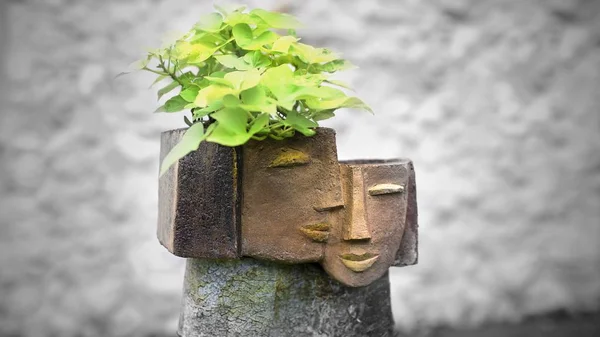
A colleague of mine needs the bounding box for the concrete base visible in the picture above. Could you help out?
[178,258,395,337]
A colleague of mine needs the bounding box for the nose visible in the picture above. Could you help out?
[343,167,371,241]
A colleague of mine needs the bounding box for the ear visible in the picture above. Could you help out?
[393,160,418,266]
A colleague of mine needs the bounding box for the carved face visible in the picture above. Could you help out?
[240,129,344,262]
[239,128,413,286]
[321,161,409,287]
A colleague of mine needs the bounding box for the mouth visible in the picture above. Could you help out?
[299,223,330,243]
[339,252,379,272]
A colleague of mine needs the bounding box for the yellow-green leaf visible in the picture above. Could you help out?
[271,36,299,53]
[250,9,303,29]
[157,81,180,100]
[180,87,200,102]
[194,84,235,107]
[196,13,224,32]
[232,23,253,47]
[224,69,261,91]
[160,123,207,176]
[215,55,252,70]
[248,113,270,135]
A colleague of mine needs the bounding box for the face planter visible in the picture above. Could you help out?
[321,161,410,287]
[158,128,418,287]
[240,128,344,263]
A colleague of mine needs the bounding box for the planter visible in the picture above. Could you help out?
[158,127,418,336]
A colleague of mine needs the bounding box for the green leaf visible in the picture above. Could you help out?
[174,40,222,64]
[271,36,298,53]
[194,84,235,107]
[180,87,200,102]
[232,23,254,47]
[215,55,252,70]
[190,31,227,45]
[159,123,207,176]
[129,55,152,71]
[305,96,373,113]
[324,79,354,90]
[193,101,224,118]
[282,110,318,136]
[260,65,296,100]
[222,94,241,107]
[240,86,267,105]
[196,13,224,32]
[225,11,261,26]
[246,31,277,50]
[211,107,247,133]
[240,86,277,114]
[162,95,189,112]
[157,81,180,100]
[313,59,356,73]
[206,108,252,146]
[214,4,247,17]
[149,75,168,88]
[232,23,277,50]
[249,113,270,135]
[184,115,194,127]
[224,69,261,91]
[292,43,340,64]
[313,110,336,121]
[250,9,303,29]
[243,51,271,68]
[204,76,236,88]
[240,102,277,115]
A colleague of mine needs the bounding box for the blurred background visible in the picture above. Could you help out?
[0,0,599,336]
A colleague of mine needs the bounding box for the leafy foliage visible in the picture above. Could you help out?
[135,5,372,175]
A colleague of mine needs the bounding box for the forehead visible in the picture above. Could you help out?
[242,128,343,208]
[341,160,409,186]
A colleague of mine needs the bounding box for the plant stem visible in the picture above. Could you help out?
[159,55,184,86]
[142,67,168,76]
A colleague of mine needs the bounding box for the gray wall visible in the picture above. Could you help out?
[1,0,599,336]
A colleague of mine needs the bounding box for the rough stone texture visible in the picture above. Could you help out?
[395,160,418,267]
[241,127,344,263]
[178,258,394,337]
[159,128,241,259]
[1,0,599,336]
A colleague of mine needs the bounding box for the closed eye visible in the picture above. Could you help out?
[368,183,404,196]
[268,148,311,168]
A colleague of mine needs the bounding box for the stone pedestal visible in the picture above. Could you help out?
[178,258,395,337]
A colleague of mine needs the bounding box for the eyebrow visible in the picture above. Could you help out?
[268,148,311,168]
[368,183,405,196]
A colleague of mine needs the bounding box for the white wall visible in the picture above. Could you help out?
[1,0,599,336]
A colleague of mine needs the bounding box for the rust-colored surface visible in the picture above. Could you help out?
[158,128,241,259]
[240,128,344,262]
[322,160,411,287]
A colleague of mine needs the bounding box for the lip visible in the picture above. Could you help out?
[300,223,330,243]
[339,252,379,272]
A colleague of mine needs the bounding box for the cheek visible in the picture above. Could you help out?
[366,199,405,251]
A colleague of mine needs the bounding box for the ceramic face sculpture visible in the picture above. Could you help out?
[158,128,417,287]
[321,161,410,287]
[240,131,415,287]
[241,128,344,262]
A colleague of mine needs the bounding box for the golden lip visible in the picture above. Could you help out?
[299,223,330,243]
[339,252,379,272]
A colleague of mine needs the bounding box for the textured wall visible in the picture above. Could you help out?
[0,0,599,336]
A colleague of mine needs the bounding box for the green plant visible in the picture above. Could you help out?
[135,5,371,175]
